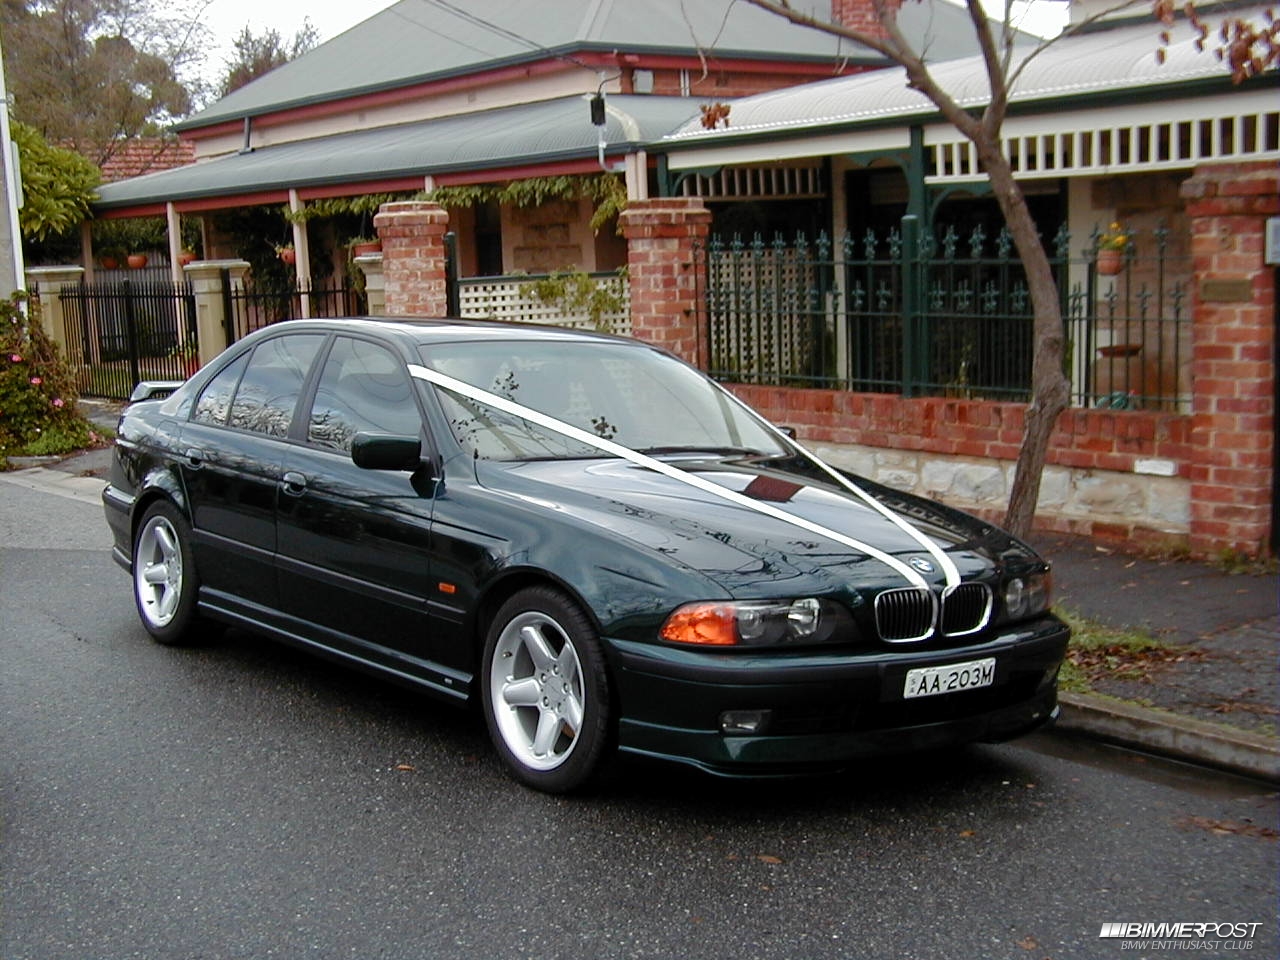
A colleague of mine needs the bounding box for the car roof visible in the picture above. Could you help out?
[256,316,639,349]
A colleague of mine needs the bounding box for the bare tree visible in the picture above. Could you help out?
[738,0,1277,538]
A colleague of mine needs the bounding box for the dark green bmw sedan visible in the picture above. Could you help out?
[103,318,1069,792]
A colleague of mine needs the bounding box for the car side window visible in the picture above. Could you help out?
[192,351,248,425]
[307,337,421,452]
[227,334,325,437]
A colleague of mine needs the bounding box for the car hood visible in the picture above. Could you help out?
[476,453,1037,598]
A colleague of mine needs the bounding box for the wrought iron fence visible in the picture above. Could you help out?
[227,278,366,342]
[698,220,1192,410]
[59,278,197,400]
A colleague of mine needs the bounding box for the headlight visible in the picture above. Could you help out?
[660,598,852,647]
[1003,571,1051,621]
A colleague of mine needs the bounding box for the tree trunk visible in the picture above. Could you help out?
[977,149,1071,540]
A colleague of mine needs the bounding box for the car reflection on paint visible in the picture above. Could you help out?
[103,318,1069,793]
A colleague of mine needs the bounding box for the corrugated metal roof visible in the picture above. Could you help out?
[95,96,698,210]
[662,7,1276,146]
[178,0,988,130]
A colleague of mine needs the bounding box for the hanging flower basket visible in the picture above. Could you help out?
[278,246,297,265]
[100,256,119,270]
[127,254,149,269]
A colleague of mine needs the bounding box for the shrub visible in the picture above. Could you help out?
[0,293,97,465]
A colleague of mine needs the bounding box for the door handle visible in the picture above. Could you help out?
[280,471,308,496]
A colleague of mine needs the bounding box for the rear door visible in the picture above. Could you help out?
[178,333,324,615]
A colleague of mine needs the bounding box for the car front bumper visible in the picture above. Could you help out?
[606,615,1069,776]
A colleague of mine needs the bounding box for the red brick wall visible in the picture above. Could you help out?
[726,388,1191,474]
[727,385,1192,547]
[1181,161,1278,557]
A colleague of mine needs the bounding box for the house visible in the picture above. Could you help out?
[89,0,993,281]
[623,1,1276,556]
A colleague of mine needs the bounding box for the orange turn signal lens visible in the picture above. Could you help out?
[660,603,739,646]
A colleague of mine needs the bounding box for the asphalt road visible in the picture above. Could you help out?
[2,481,1276,960]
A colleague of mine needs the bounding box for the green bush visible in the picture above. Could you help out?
[0,293,97,465]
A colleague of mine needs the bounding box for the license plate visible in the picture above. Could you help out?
[903,657,996,699]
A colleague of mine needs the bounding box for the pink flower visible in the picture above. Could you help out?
[9,353,20,362]
[29,376,42,385]
[52,397,64,408]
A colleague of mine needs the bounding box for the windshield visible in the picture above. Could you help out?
[419,339,789,461]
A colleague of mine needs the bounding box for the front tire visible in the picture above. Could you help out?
[132,501,203,646]
[481,587,612,793]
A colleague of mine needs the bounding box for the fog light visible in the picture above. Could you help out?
[720,709,771,735]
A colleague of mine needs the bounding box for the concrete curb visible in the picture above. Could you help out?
[0,466,107,506]
[1054,691,1280,785]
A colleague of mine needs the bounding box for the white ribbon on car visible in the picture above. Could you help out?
[409,364,943,591]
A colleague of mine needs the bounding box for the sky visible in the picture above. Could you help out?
[199,0,398,81]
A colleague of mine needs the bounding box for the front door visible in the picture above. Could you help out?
[274,335,450,689]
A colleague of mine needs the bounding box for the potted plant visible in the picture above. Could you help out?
[276,244,296,265]
[1095,223,1129,275]
[99,249,122,270]
[178,250,197,267]
[127,252,149,269]
[348,237,382,258]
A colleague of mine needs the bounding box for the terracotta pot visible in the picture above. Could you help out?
[350,241,381,258]
[1098,343,1142,358]
[1096,248,1124,275]
[127,253,148,269]
[279,247,296,265]
[100,256,119,270]
[178,251,197,266]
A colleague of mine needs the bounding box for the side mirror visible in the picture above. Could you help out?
[351,432,422,471]
[776,424,798,440]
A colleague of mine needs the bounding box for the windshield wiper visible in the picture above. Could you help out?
[634,445,768,457]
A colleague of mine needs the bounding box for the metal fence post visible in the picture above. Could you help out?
[900,214,922,397]
[444,231,460,318]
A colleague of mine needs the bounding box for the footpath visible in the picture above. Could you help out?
[3,399,1276,784]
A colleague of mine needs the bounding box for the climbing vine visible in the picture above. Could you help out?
[429,174,626,233]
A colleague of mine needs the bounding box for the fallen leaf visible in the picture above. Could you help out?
[1177,815,1279,840]
[958,829,976,838]
[1017,935,1039,950]
[394,763,415,772]
[756,854,783,864]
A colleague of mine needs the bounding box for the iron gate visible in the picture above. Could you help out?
[59,278,197,400]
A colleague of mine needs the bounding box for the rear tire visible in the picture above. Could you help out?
[481,587,612,793]
[132,501,204,646]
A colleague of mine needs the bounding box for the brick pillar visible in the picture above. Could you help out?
[1180,161,1278,557]
[373,201,450,317]
[618,198,711,367]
